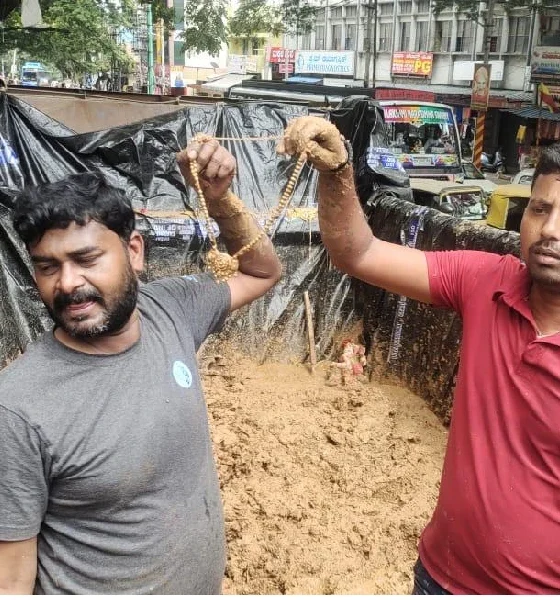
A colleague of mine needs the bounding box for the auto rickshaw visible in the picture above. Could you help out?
[409,178,486,220]
[486,184,532,232]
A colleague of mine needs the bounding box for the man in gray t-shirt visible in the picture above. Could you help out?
[0,138,282,593]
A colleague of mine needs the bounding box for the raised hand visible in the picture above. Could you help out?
[277,116,348,172]
[177,136,236,206]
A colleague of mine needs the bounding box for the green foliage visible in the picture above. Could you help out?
[1,0,134,79]
[279,0,316,36]
[229,0,279,39]
[228,0,317,39]
[138,0,175,33]
[177,0,229,55]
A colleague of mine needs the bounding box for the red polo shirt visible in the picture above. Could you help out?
[419,250,560,594]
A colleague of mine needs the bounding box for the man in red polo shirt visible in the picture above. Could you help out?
[279,119,560,594]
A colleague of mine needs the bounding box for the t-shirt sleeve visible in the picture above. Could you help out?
[146,274,231,349]
[0,406,48,541]
[425,250,504,315]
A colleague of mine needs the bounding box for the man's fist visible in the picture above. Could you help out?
[177,136,236,205]
[277,116,348,172]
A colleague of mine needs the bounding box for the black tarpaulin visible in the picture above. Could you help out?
[0,94,361,368]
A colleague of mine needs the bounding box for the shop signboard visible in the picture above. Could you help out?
[531,46,560,84]
[279,63,294,74]
[391,52,433,77]
[268,47,297,64]
[294,51,353,75]
[382,104,454,125]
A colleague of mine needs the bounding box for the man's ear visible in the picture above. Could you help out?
[127,231,145,274]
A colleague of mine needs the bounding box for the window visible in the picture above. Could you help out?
[455,19,473,52]
[316,8,325,21]
[252,40,262,55]
[331,6,342,18]
[301,34,312,50]
[378,22,393,51]
[542,16,560,44]
[332,24,342,50]
[488,17,500,52]
[508,16,529,53]
[399,1,412,14]
[433,20,452,52]
[379,3,393,16]
[346,6,357,18]
[416,0,430,13]
[173,41,185,65]
[173,0,184,29]
[415,20,429,50]
[315,25,325,49]
[345,24,356,50]
[399,21,411,50]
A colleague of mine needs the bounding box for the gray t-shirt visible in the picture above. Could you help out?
[0,274,230,594]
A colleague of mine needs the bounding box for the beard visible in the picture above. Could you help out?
[526,242,560,290]
[47,262,139,339]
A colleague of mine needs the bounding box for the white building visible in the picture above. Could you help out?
[287,0,557,94]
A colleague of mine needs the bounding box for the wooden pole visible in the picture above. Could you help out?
[303,291,317,373]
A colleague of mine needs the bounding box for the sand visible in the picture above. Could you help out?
[202,355,448,594]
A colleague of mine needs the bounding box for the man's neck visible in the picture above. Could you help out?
[54,310,141,355]
[529,284,560,336]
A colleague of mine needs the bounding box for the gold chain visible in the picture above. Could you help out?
[188,133,308,281]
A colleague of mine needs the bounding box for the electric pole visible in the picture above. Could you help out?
[146,1,155,94]
[363,0,374,86]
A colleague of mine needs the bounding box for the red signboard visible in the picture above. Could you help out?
[391,52,433,77]
[471,63,492,111]
[268,47,297,64]
[278,63,295,74]
[375,87,435,102]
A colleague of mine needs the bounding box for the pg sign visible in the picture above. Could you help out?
[391,52,433,77]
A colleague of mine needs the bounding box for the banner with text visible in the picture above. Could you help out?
[382,105,453,124]
[295,51,354,75]
[471,63,492,110]
[391,52,433,77]
[531,46,560,84]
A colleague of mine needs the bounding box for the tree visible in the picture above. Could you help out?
[280,0,316,37]
[177,0,229,56]
[1,0,134,80]
[229,0,279,40]
[228,0,317,41]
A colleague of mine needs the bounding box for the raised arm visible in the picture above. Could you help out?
[278,117,431,304]
[0,538,37,594]
[177,138,282,311]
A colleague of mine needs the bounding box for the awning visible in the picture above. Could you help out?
[200,74,252,94]
[504,106,560,121]
[228,85,343,105]
[376,81,532,104]
[286,76,323,85]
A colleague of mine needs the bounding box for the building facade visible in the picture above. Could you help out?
[294,0,559,91]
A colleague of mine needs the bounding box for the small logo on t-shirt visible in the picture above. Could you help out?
[173,360,192,388]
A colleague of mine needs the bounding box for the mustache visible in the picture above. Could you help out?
[53,288,104,312]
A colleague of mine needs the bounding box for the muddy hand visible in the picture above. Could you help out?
[177,137,236,204]
[277,116,348,172]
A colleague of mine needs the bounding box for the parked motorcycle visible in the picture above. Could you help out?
[480,149,505,174]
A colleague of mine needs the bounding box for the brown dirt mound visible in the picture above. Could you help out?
[202,355,447,594]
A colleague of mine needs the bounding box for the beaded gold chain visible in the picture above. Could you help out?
[188,133,309,281]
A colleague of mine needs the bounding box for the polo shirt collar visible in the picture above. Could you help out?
[493,263,560,346]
